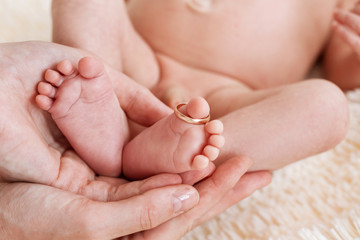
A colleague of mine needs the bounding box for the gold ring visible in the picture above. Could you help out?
[174,103,210,125]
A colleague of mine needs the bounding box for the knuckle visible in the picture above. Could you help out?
[139,203,157,230]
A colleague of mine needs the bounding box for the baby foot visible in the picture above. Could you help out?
[123,96,224,179]
[36,57,129,177]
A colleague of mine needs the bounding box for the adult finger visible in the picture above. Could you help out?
[0,182,199,240]
[332,19,360,56]
[137,156,253,240]
[52,150,183,202]
[83,184,199,239]
[93,174,183,201]
[193,156,253,210]
[107,67,172,126]
[334,10,360,36]
[179,162,216,185]
[197,171,272,224]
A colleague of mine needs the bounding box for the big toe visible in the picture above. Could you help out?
[186,97,210,119]
[78,57,105,79]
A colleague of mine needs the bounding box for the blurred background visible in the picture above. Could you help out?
[0,0,51,42]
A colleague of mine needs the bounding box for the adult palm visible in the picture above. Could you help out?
[0,41,189,239]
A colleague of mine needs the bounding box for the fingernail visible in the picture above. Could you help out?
[172,187,199,214]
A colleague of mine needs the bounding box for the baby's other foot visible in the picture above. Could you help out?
[36,57,129,177]
[123,97,224,179]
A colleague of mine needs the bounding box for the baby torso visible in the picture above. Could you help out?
[127,0,339,95]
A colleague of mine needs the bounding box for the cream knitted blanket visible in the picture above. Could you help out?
[2,1,359,239]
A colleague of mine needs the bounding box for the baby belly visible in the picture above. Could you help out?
[127,0,336,89]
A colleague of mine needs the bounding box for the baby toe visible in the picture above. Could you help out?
[78,57,105,79]
[38,82,56,98]
[57,59,75,76]
[35,95,54,111]
[209,135,225,148]
[205,120,224,134]
[44,69,63,87]
[192,155,209,170]
[203,145,220,161]
[186,97,210,119]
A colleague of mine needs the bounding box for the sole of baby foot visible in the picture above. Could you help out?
[36,57,128,177]
[123,96,224,179]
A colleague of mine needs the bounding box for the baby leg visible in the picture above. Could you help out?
[36,57,129,177]
[52,0,158,87]
[206,80,349,171]
[52,0,128,70]
[122,97,224,179]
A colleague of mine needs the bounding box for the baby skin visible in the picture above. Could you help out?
[35,57,224,178]
[51,0,352,173]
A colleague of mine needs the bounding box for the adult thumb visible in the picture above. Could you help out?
[108,67,172,126]
[86,184,199,239]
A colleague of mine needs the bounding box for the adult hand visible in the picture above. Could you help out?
[0,42,272,239]
[124,156,272,240]
[0,41,188,239]
[333,3,360,56]
[0,150,200,239]
[0,41,169,185]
